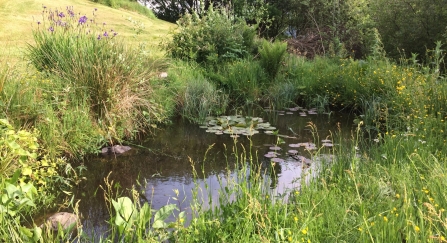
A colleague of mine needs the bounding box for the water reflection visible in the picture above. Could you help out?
[74,111,352,238]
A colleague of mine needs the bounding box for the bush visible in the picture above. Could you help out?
[206,59,267,103]
[165,5,256,65]
[258,40,287,80]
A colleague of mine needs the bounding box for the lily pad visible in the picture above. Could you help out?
[271,158,285,163]
[288,150,298,154]
[269,146,281,151]
[264,152,277,158]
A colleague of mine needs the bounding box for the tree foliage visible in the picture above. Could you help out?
[369,0,447,59]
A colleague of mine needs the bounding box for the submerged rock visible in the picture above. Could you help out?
[40,212,79,232]
[101,145,131,154]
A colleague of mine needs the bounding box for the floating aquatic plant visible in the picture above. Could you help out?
[200,115,276,136]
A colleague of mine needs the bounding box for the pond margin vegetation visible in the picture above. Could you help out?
[2,1,447,242]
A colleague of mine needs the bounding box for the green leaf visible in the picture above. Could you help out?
[112,197,135,227]
[22,167,32,176]
[32,226,43,242]
[152,204,177,229]
[7,140,20,150]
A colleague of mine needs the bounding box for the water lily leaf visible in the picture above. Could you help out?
[271,158,284,163]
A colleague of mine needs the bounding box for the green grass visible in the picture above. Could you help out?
[0,0,174,65]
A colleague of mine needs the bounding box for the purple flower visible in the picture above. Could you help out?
[113,32,118,36]
[48,26,54,32]
[78,16,87,24]
[97,34,101,40]
[37,21,41,25]
[94,8,97,11]
[43,5,46,9]
[58,12,65,18]
[103,32,108,37]
[67,9,75,17]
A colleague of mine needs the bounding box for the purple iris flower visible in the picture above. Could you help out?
[67,9,75,17]
[103,32,109,37]
[97,34,101,40]
[58,12,65,18]
[78,16,87,24]
[48,26,54,32]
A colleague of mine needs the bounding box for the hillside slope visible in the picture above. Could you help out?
[0,0,175,64]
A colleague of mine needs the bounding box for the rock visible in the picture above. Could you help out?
[101,145,131,154]
[40,212,79,232]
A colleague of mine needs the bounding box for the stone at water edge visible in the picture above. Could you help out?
[101,145,131,154]
[40,212,79,232]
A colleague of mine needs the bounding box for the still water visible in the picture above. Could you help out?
[73,109,353,236]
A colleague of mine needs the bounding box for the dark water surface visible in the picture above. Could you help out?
[74,109,354,237]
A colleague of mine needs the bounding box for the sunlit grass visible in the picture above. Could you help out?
[0,0,174,65]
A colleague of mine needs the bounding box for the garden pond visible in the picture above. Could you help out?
[52,108,354,237]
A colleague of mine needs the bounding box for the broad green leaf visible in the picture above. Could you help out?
[32,226,43,242]
[7,140,20,150]
[22,167,32,176]
[153,204,176,229]
[112,197,135,227]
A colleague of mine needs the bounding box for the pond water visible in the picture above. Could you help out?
[72,108,354,238]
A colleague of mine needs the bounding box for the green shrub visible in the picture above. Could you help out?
[165,5,256,65]
[206,59,267,103]
[258,40,287,80]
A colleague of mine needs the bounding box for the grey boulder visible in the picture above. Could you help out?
[101,145,131,154]
[40,212,79,232]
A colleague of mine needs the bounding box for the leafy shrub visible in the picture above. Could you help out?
[0,119,39,178]
[206,59,267,103]
[259,40,287,80]
[165,5,256,65]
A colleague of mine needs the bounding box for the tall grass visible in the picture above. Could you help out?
[27,6,169,141]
